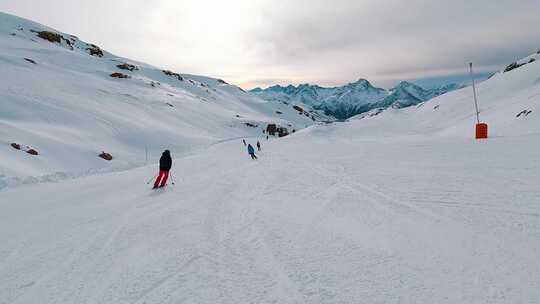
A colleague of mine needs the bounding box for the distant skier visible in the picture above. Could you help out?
[266,135,269,141]
[247,144,257,160]
[153,150,172,189]
[256,141,261,151]
[242,139,247,146]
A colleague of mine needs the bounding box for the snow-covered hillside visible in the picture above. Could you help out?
[251,79,464,120]
[350,50,540,139]
[0,11,328,185]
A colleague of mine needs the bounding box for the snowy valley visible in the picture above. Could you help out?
[1,11,540,304]
[0,11,328,186]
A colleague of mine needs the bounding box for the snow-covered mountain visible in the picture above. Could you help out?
[251,79,464,120]
[0,11,329,182]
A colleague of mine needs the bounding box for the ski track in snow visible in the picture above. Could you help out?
[3,133,539,303]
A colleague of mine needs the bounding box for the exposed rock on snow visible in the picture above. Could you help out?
[266,123,277,135]
[504,62,526,73]
[99,152,113,161]
[26,148,39,155]
[110,72,130,79]
[293,105,304,113]
[10,143,39,155]
[277,126,289,137]
[504,51,539,73]
[244,122,258,128]
[162,70,184,81]
[116,63,138,71]
[86,44,104,57]
[36,30,61,43]
[35,30,74,50]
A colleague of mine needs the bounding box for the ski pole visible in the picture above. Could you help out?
[170,172,176,185]
[146,174,157,184]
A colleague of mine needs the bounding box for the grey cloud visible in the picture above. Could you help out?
[1,0,538,89]
[245,0,540,85]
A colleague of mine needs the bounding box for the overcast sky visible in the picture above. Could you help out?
[1,0,538,89]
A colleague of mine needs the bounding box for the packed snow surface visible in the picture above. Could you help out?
[1,11,540,304]
[1,128,539,303]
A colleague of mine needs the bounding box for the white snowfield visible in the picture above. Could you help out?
[1,12,540,304]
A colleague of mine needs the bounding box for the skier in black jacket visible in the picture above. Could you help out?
[153,150,172,189]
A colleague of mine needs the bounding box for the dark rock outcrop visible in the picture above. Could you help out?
[277,127,289,137]
[33,30,73,49]
[110,72,130,79]
[245,122,258,128]
[504,62,524,73]
[26,149,39,155]
[162,70,183,81]
[86,44,104,57]
[37,31,62,43]
[117,63,138,71]
[293,105,304,113]
[266,124,277,135]
[99,152,113,161]
[11,143,38,155]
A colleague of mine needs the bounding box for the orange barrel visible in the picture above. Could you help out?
[476,123,488,139]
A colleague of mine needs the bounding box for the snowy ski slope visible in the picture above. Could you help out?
[1,12,539,304]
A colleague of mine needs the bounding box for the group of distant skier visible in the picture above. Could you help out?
[242,138,261,160]
[152,137,265,189]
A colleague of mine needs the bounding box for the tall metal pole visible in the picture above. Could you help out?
[145,145,148,165]
[469,62,480,124]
